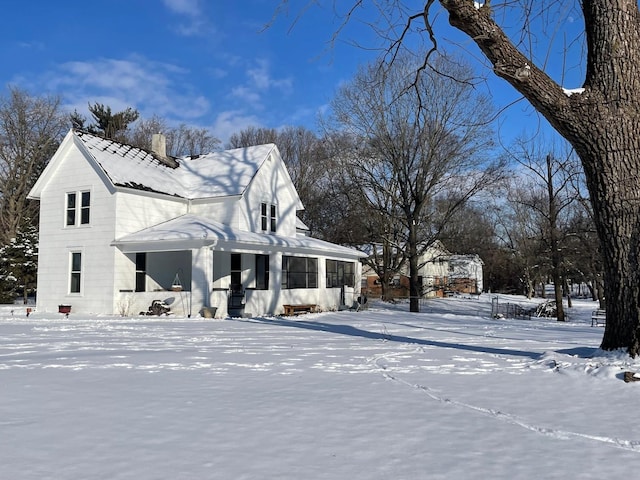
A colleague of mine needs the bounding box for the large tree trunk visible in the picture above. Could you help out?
[438,0,640,355]
[578,133,640,354]
[572,1,640,354]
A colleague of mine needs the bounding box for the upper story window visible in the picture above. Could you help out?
[270,204,277,232]
[261,202,277,233]
[66,191,91,226]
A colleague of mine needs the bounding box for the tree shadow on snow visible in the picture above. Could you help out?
[555,346,600,358]
[248,316,541,360]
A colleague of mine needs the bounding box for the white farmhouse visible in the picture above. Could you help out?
[28,130,366,317]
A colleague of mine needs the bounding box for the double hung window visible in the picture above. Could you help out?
[70,252,82,293]
[261,202,277,233]
[66,191,91,226]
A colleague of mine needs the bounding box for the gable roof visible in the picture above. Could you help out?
[29,129,287,200]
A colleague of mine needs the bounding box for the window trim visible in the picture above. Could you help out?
[65,190,91,227]
[270,204,277,233]
[260,202,277,233]
[80,191,91,225]
[69,251,83,294]
[66,192,77,226]
[261,203,268,231]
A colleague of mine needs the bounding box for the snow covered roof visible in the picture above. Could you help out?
[449,253,484,265]
[113,214,367,259]
[74,130,276,199]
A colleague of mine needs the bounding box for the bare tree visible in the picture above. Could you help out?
[128,115,170,151]
[505,137,583,320]
[324,133,408,300]
[440,202,512,293]
[226,127,278,149]
[114,114,221,157]
[0,87,67,244]
[565,199,604,305]
[327,52,503,312]
[166,124,221,157]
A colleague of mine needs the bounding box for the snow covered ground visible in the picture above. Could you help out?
[2,294,640,479]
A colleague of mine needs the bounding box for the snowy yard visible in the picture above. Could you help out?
[2,295,640,479]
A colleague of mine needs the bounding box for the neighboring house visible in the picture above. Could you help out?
[28,130,366,317]
[448,254,484,295]
[362,242,483,299]
[416,241,451,298]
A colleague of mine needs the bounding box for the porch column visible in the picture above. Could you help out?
[192,248,213,310]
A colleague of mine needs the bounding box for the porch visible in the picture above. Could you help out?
[115,248,358,318]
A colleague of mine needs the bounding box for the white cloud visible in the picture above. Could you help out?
[40,55,209,121]
[247,59,293,92]
[228,58,293,110]
[162,0,201,16]
[209,67,228,79]
[230,86,262,105]
[212,110,262,145]
[161,0,214,37]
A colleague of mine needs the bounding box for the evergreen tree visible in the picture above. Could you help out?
[69,109,86,130]
[0,222,38,304]
[86,103,139,140]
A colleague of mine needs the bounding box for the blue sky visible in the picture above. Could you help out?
[0,1,583,146]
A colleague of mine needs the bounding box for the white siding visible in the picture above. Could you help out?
[35,147,117,314]
[114,191,187,237]
[240,153,300,236]
[190,197,240,228]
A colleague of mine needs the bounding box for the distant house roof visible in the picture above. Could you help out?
[112,214,367,259]
[449,254,484,265]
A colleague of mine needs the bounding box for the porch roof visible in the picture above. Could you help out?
[112,214,367,259]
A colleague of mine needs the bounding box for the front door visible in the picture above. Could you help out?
[228,253,245,316]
